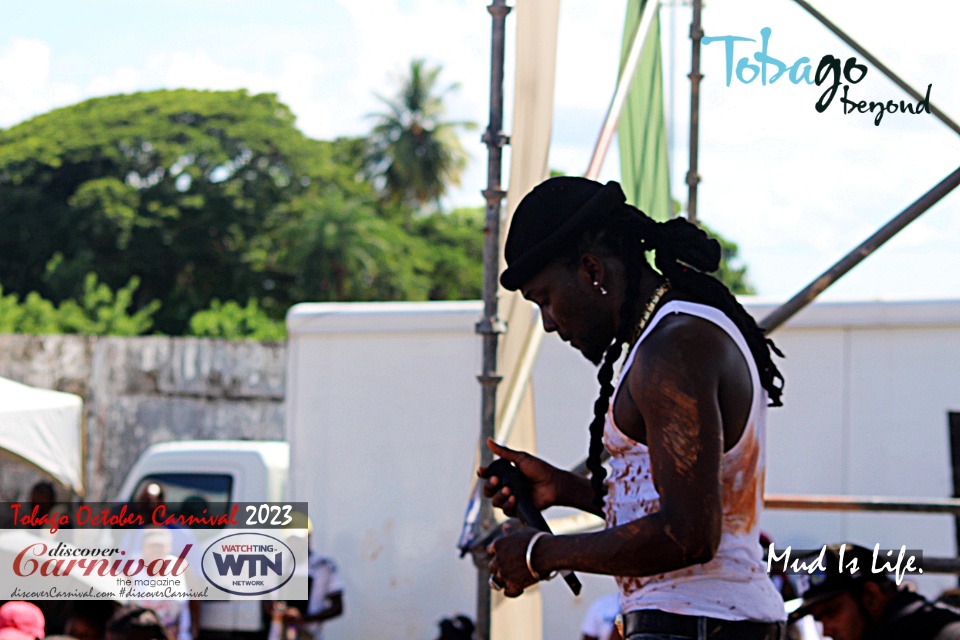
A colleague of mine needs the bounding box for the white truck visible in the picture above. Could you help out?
[119,298,960,639]
[115,440,291,637]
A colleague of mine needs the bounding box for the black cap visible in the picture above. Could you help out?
[500,177,626,291]
[789,544,891,621]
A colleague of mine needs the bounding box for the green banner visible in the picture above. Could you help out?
[617,0,672,221]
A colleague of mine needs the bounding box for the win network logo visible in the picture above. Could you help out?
[201,533,296,596]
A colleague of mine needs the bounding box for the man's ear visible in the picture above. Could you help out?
[860,581,891,620]
[579,253,606,288]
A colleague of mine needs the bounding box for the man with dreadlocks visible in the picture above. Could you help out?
[478,177,787,640]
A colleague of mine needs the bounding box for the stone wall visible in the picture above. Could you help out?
[0,335,286,501]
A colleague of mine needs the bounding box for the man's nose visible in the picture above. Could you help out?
[540,311,557,333]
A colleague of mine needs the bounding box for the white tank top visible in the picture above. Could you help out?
[603,300,785,622]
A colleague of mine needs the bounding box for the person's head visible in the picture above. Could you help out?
[134,482,164,516]
[63,615,101,640]
[791,544,898,640]
[104,607,167,640]
[63,603,113,640]
[28,481,56,515]
[140,527,173,562]
[0,601,45,640]
[179,495,208,520]
[501,177,784,506]
[435,614,474,640]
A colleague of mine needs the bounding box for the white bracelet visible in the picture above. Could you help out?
[525,531,557,581]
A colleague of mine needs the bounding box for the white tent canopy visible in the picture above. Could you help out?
[0,376,84,496]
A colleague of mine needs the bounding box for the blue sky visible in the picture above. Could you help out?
[1,0,959,301]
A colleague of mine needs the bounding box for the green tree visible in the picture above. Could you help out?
[0,90,488,335]
[414,206,483,300]
[0,89,325,332]
[0,90,414,332]
[265,185,432,303]
[365,59,476,209]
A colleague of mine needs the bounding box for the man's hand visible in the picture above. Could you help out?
[477,439,562,516]
[487,522,540,598]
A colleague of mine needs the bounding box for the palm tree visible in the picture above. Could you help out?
[365,59,476,209]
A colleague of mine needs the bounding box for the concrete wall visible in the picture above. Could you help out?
[0,335,285,501]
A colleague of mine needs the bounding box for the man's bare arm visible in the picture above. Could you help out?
[489,320,727,585]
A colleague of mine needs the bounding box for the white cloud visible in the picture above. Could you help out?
[86,66,144,97]
[334,0,489,129]
[0,38,81,127]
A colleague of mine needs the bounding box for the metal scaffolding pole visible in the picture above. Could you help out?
[686,0,703,223]
[475,2,511,638]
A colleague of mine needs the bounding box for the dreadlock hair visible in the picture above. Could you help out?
[563,202,785,510]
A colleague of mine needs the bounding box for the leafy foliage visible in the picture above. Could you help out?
[413,207,483,300]
[188,299,285,341]
[0,274,158,335]
[0,89,484,336]
[0,89,323,333]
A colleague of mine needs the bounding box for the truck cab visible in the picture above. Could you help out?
[116,440,290,637]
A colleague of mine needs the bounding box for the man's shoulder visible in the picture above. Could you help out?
[640,308,736,355]
[632,308,744,384]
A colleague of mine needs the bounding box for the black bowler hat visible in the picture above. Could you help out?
[789,543,891,621]
[500,177,627,291]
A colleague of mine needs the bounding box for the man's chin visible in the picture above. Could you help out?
[579,344,605,366]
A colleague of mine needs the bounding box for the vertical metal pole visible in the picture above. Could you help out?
[476,1,510,638]
[668,0,676,169]
[686,0,703,223]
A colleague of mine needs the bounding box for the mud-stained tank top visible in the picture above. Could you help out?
[602,300,785,622]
